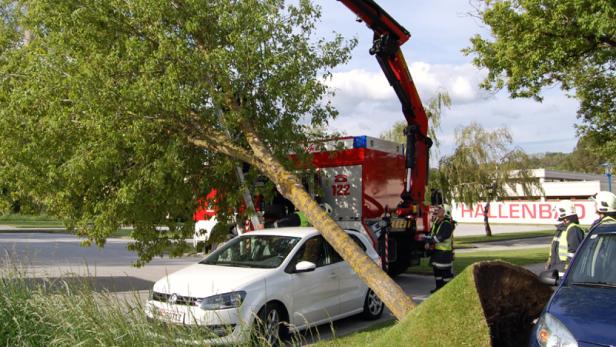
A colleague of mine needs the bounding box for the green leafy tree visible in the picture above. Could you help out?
[380,91,452,204]
[380,91,451,147]
[465,0,616,161]
[527,136,607,174]
[0,0,415,319]
[561,136,609,174]
[436,123,541,236]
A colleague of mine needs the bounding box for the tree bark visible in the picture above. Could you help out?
[242,124,415,320]
[484,202,492,237]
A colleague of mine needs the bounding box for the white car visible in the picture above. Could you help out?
[145,227,384,345]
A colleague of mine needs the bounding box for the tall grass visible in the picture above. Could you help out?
[0,261,233,346]
[0,258,328,346]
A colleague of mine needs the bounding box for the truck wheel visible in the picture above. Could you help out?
[386,254,411,277]
[362,289,384,320]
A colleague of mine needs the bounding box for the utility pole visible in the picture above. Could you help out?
[601,162,613,192]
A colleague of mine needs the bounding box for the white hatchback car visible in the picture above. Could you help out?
[145,227,384,345]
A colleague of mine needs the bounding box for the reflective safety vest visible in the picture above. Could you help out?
[600,216,616,225]
[558,223,581,261]
[430,219,453,252]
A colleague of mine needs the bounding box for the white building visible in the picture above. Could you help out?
[451,169,611,225]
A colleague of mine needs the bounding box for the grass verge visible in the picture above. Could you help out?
[0,261,260,346]
[408,247,548,275]
[455,230,553,246]
[0,214,64,228]
[315,265,492,347]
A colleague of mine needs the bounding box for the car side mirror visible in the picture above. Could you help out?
[294,261,316,273]
[539,270,560,286]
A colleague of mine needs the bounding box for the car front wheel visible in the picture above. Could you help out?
[254,302,287,346]
[362,289,384,320]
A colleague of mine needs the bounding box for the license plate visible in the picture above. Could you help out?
[158,308,184,323]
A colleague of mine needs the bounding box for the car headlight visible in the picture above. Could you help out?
[197,291,246,310]
[536,312,578,347]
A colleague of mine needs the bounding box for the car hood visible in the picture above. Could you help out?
[548,285,616,345]
[153,263,268,298]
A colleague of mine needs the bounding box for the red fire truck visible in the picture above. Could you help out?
[303,135,431,276]
[193,0,433,276]
[321,0,433,275]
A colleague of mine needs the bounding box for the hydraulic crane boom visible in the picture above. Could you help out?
[337,0,432,215]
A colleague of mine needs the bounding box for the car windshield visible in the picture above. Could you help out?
[567,233,616,287]
[200,235,301,269]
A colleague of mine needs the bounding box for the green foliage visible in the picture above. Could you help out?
[436,123,541,206]
[465,0,616,161]
[0,0,354,264]
[379,91,451,147]
[528,136,609,174]
[379,121,406,145]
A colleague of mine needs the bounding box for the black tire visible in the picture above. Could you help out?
[379,233,412,278]
[386,254,411,278]
[362,289,384,320]
[254,302,288,346]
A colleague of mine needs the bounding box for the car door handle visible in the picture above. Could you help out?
[328,272,337,279]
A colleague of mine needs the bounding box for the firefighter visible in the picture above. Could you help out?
[425,204,454,293]
[589,191,616,232]
[545,200,585,274]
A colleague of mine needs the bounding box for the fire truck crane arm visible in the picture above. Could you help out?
[337,0,431,210]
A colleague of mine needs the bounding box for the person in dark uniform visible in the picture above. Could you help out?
[425,205,454,293]
[546,200,585,275]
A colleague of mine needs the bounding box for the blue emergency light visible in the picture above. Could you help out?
[353,136,367,148]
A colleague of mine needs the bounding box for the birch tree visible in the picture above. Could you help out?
[0,0,414,319]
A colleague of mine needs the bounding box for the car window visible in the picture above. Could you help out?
[297,236,327,266]
[288,236,337,269]
[200,235,300,269]
[567,234,616,285]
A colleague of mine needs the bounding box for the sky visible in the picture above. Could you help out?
[314,0,580,158]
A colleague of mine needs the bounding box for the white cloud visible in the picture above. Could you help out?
[327,69,394,101]
[325,65,579,157]
[327,62,488,109]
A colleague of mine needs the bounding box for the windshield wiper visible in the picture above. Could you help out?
[571,281,616,288]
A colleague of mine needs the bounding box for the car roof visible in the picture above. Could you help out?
[241,227,320,238]
[240,227,364,239]
[591,222,616,235]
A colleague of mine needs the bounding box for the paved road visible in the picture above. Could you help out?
[0,230,548,344]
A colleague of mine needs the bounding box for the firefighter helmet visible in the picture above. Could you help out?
[553,200,577,221]
[591,191,616,213]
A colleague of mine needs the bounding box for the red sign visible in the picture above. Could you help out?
[452,201,599,225]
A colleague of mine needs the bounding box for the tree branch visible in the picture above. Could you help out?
[187,129,261,168]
